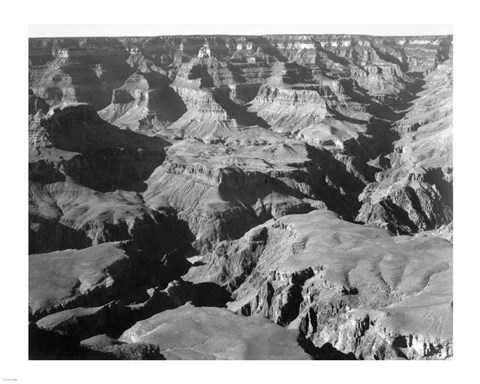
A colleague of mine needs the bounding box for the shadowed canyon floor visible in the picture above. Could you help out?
[29,34,453,360]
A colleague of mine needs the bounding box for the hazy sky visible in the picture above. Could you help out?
[29,24,453,38]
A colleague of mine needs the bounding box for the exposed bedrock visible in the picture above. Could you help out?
[28,103,194,254]
[355,58,453,234]
[356,167,453,234]
[29,323,166,360]
[29,240,220,316]
[29,103,168,192]
[33,279,231,342]
[29,242,149,321]
[118,303,311,360]
[29,241,233,354]
[186,210,452,359]
[29,38,134,110]
[28,181,194,254]
[30,35,451,110]
[143,136,366,253]
[29,89,50,122]
[99,71,187,133]
[245,64,409,187]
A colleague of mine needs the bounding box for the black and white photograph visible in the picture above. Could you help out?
[1,0,479,382]
[27,27,454,361]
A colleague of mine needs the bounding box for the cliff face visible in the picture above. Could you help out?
[29,38,134,109]
[355,57,453,234]
[98,71,187,133]
[28,103,194,255]
[29,33,453,360]
[185,210,452,359]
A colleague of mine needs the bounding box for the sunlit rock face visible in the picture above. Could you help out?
[355,56,453,234]
[186,210,452,359]
[28,33,453,360]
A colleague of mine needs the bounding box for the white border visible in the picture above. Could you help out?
[1,0,479,383]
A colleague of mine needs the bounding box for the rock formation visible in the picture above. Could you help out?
[185,210,452,359]
[28,33,453,360]
[119,303,311,360]
[356,56,453,234]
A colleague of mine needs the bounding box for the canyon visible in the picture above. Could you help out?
[29,34,453,360]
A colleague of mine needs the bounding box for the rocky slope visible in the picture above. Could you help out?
[185,210,452,359]
[28,34,453,360]
[142,134,364,252]
[119,303,311,360]
[356,56,453,234]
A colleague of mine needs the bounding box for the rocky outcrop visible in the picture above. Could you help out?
[186,210,452,359]
[36,301,129,340]
[29,181,192,254]
[29,103,167,192]
[99,71,186,133]
[29,38,133,109]
[119,303,311,360]
[29,242,141,320]
[28,241,193,322]
[142,135,367,252]
[29,90,49,122]
[356,57,453,234]
[28,104,194,254]
[30,34,452,115]
[29,323,165,360]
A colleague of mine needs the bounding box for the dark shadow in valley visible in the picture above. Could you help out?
[213,88,270,128]
[188,64,215,88]
[62,58,134,110]
[232,83,262,104]
[369,44,409,73]
[297,334,357,360]
[29,323,166,360]
[106,280,232,339]
[216,145,366,224]
[305,144,366,221]
[227,63,248,84]
[36,105,171,192]
[315,45,351,68]
[282,62,315,85]
[29,216,93,254]
[424,168,453,210]
[340,78,397,120]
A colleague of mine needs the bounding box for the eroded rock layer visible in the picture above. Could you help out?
[356,57,453,234]
[186,210,452,359]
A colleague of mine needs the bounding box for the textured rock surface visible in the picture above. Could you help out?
[29,242,141,320]
[119,303,311,360]
[356,57,453,234]
[187,210,452,359]
[29,323,165,360]
[35,301,129,340]
[29,34,453,360]
[29,181,191,254]
[29,241,192,321]
[29,38,133,109]
[29,103,167,191]
[99,71,186,133]
[142,136,363,252]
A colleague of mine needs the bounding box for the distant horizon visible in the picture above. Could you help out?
[28,34,454,39]
[29,24,453,38]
